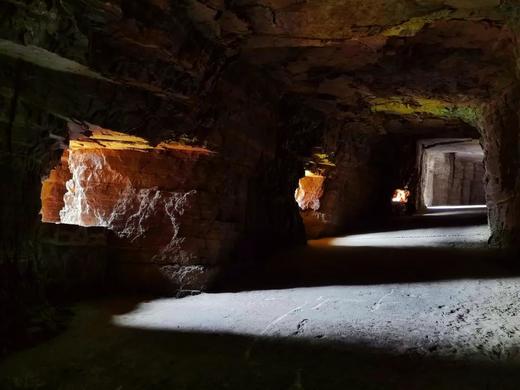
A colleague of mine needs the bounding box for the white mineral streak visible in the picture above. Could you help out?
[152,191,197,263]
[58,150,197,264]
[108,186,197,262]
[159,264,207,290]
[109,187,165,241]
[60,151,128,227]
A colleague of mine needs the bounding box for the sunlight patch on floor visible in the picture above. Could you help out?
[323,225,490,248]
[112,279,520,361]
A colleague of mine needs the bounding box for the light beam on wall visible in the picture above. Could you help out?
[40,122,214,226]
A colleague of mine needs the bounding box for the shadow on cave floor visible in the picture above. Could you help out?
[216,206,520,292]
[341,205,489,235]
[2,295,520,390]
[3,207,520,389]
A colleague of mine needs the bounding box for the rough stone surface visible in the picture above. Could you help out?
[3,211,520,389]
[36,223,108,293]
[480,86,520,248]
[2,0,520,298]
[40,150,71,223]
[110,277,520,361]
[295,174,325,211]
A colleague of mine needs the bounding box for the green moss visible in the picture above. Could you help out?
[383,9,454,37]
[312,152,336,167]
[303,149,336,176]
[370,96,482,126]
[441,105,481,127]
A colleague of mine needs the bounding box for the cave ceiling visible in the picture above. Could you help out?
[1,0,518,140]
[195,0,517,134]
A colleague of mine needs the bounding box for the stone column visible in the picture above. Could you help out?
[480,86,520,248]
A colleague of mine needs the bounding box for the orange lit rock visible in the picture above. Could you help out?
[392,188,410,204]
[295,172,325,211]
[60,147,222,237]
[40,123,243,291]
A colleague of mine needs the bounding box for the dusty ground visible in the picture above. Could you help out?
[2,207,520,389]
[112,279,520,361]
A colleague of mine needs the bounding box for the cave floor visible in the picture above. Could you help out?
[319,206,490,248]
[3,207,520,389]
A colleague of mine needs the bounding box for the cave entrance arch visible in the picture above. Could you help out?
[418,139,486,211]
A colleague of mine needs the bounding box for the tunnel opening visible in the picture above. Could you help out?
[418,139,486,211]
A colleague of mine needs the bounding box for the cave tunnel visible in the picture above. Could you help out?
[419,139,486,209]
[3,1,520,389]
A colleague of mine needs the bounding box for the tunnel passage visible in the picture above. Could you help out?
[297,137,491,250]
[293,130,492,242]
[419,139,485,209]
[4,4,520,382]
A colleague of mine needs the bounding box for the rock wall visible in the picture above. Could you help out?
[0,1,309,296]
[36,223,108,294]
[298,126,416,239]
[301,133,380,238]
[36,61,308,293]
[202,70,308,259]
[481,86,520,248]
[3,0,520,302]
[49,146,223,291]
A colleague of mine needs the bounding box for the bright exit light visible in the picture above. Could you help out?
[319,225,490,248]
[392,188,410,203]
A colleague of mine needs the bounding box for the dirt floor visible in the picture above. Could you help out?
[2,207,520,389]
